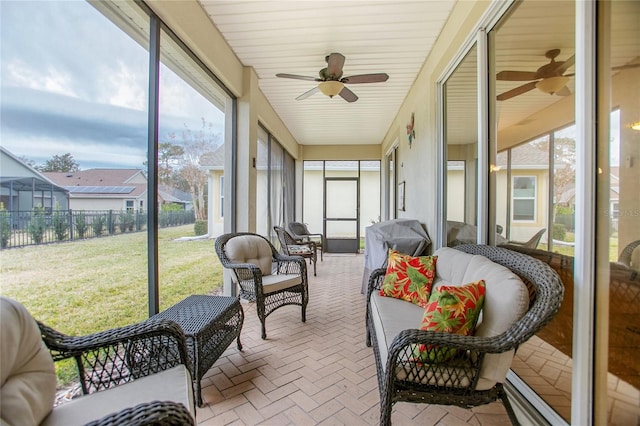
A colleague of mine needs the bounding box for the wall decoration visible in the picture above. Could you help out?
[398,181,406,211]
[406,112,416,148]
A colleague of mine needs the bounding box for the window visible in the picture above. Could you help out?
[125,200,134,212]
[512,176,536,221]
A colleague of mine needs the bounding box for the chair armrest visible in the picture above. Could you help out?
[366,268,386,302]
[384,328,520,389]
[273,252,308,275]
[38,319,189,395]
[388,328,518,361]
[84,400,194,426]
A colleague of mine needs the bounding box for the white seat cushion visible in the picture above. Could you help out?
[262,273,303,293]
[1,297,57,426]
[41,365,194,426]
[226,235,273,275]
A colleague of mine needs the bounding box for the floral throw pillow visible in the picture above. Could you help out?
[379,249,437,308]
[412,280,486,363]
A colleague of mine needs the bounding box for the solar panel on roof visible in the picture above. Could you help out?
[65,186,135,194]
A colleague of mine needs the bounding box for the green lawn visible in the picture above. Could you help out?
[1,225,223,336]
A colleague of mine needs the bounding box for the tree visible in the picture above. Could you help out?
[18,156,37,168]
[532,136,576,224]
[37,153,80,172]
[143,141,185,186]
[178,119,220,221]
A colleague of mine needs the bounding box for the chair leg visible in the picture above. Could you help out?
[379,393,393,426]
[498,384,521,426]
[261,321,267,340]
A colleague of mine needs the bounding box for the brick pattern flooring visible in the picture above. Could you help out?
[196,254,512,425]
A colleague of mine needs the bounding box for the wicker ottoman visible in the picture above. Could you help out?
[152,295,244,406]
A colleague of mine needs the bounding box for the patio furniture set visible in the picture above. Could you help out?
[1,222,564,425]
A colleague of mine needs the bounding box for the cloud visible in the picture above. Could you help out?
[0,1,226,170]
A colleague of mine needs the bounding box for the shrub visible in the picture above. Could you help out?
[92,216,106,236]
[52,205,69,241]
[0,204,10,248]
[194,220,207,236]
[28,206,46,244]
[119,211,135,233]
[552,223,567,241]
[74,211,87,238]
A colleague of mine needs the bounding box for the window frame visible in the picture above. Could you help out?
[511,175,537,222]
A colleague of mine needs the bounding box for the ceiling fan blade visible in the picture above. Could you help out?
[326,53,346,77]
[341,73,389,84]
[496,70,539,81]
[295,86,320,100]
[612,63,640,71]
[556,85,571,96]
[496,81,537,101]
[557,55,575,74]
[276,73,319,82]
[338,86,358,103]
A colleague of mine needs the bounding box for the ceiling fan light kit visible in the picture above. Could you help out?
[276,52,389,102]
[318,81,344,97]
[535,75,569,95]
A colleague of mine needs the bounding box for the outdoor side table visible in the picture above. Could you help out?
[152,295,244,406]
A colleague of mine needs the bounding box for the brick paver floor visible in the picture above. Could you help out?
[195,253,512,425]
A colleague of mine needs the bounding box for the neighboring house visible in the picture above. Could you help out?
[0,146,69,213]
[200,144,224,237]
[43,169,148,212]
[158,184,193,211]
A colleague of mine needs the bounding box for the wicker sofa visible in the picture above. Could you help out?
[0,297,195,426]
[365,245,564,425]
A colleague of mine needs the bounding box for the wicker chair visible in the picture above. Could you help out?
[617,239,640,269]
[288,222,325,261]
[215,232,309,339]
[274,226,317,276]
[365,244,564,425]
[505,228,546,249]
[0,296,194,426]
[84,401,194,426]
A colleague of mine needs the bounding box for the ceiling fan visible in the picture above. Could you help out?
[276,52,389,102]
[496,49,575,101]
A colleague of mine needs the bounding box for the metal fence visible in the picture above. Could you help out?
[0,209,196,249]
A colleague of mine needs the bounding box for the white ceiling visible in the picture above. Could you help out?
[198,1,640,148]
[199,1,456,146]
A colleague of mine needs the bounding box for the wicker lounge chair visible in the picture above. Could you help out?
[215,232,309,339]
[274,226,317,276]
[1,296,195,425]
[365,244,564,425]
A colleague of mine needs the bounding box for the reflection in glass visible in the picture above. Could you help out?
[600,1,640,423]
[491,0,575,421]
[444,45,477,247]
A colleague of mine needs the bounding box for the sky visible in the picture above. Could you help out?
[0,1,225,170]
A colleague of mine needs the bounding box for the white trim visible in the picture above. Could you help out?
[506,371,566,426]
[573,1,596,424]
[384,138,399,157]
[477,30,488,244]
[436,77,446,249]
